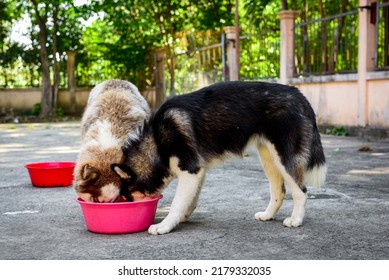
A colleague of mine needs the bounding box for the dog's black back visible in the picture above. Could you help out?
[151,81,325,176]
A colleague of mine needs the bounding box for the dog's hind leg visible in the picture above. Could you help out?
[148,164,205,235]
[281,165,307,227]
[255,144,285,221]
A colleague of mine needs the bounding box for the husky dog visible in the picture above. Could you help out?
[113,81,326,235]
[74,79,150,203]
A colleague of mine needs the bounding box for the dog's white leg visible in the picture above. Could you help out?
[148,168,205,235]
[284,168,308,227]
[282,172,307,227]
[181,172,205,222]
[255,144,285,221]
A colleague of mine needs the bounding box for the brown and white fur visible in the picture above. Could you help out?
[114,81,327,235]
[74,79,150,203]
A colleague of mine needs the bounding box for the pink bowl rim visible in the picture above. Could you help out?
[25,161,76,169]
[76,195,163,206]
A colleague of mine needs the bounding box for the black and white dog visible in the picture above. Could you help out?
[113,81,327,235]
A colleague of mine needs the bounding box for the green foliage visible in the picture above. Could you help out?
[1,0,87,87]
[330,125,348,136]
[377,6,389,68]
[56,106,65,117]
[1,0,369,93]
[243,0,278,30]
[193,0,234,30]
[31,103,41,116]
[73,0,235,90]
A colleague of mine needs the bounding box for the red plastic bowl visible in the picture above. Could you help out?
[77,196,162,234]
[25,162,75,187]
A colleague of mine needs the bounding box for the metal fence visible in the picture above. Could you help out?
[376,1,389,69]
[164,28,281,96]
[294,10,359,76]
[164,42,224,96]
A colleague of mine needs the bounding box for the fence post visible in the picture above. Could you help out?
[155,48,165,108]
[278,10,298,85]
[357,0,376,127]
[224,26,240,81]
[66,50,76,114]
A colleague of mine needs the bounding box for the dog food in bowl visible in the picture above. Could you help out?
[25,162,75,187]
[77,195,162,234]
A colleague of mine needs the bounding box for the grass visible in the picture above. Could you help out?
[329,125,348,136]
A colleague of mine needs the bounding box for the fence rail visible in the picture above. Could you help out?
[162,28,281,95]
[164,42,224,96]
[294,9,359,76]
[376,1,389,70]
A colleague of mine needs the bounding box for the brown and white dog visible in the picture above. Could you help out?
[74,79,150,203]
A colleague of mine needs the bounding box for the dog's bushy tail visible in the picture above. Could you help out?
[305,163,327,188]
[305,132,327,188]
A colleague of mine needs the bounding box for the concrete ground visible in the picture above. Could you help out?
[0,122,388,260]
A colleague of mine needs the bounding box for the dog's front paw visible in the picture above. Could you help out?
[148,222,174,235]
[254,211,274,221]
[283,217,303,227]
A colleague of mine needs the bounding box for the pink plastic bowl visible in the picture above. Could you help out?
[76,196,163,234]
[25,162,75,187]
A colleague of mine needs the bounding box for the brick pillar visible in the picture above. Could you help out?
[357,0,376,127]
[66,50,76,114]
[224,26,240,81]
[278,10,298,85]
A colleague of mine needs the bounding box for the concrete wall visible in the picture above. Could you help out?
[367,74,389,128]
[0,78,388,134]
[0,89,41,114]
[291,73,389,129]
[0,88,90,115]
[0,87,156,116]
[280,0,389,133]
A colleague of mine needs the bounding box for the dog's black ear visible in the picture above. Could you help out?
[111,164,132,180]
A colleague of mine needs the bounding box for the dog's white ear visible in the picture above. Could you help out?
[82,164,100,181]
[112,165,131,180]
